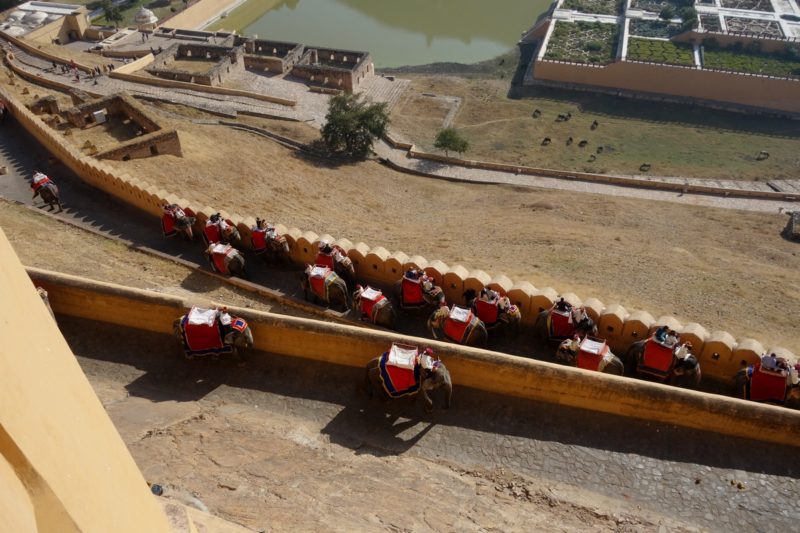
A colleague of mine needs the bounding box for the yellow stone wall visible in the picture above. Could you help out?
[0,231,171,533]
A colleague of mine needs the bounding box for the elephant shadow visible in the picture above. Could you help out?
[321,400,437,456]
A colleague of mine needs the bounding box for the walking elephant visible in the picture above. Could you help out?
[624,337,701,388]
[173,307,254,361]
[162,204,196,241]
[353,285,396,329]
[315,241,356,290]
[205,243,247,278]
[301,264,350,310]
[427,305,488,347]
[395,269,446,312]
[251,218,290,263]
[533,299,597,344]
[463,288,521,338]
[30,171,62,212]
[734,355,800,409]
[365,344,452,412]
[556,336,624,375]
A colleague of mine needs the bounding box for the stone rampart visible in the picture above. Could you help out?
[0,83,794,384]
[27,267,800,449]
[291,47,374,92]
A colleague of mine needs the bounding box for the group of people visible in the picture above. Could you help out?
[654,325,680,346]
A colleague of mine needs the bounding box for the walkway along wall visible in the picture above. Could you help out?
[0,232,172,533]
[27,267,800,449]
[0,81,795,384]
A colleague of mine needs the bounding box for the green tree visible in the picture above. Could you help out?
[101,0,123,28]
[660,5,676,20]
[320,93,389,159]
[434,128,469,157]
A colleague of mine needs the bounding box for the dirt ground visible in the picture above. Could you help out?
[106,110,800,354]
[68,317,710,533]
[0,200,306,317]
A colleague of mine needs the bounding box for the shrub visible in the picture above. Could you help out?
[660,5,676,19]
[585,41,603,52]
[434,128,469,156]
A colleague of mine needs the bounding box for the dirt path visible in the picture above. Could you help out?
[65,317,800,532]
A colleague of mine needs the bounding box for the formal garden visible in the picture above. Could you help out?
[626,37,695,65]
[629,0,686,13]
[699,14,722,32]
[702,46,800,78]
[560,0,625,16]
[724,17,784,37]
[629,19,685,38]
[719,0,774,11]
[543,21,620,64]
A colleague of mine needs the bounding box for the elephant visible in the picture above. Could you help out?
[173,309,254,361]
[555,336,624,375]
[300,264,350,311]
[31,178,62,212]
[427,305,488,347]
[394,270,446,312]
[623,339,702,388]
[162,204,196,241]
[353,285,396,329]
[252,218,290,263]
[734,359,800,409]
[463,288,522,337]
[365,350,452,412]
[533,300,597,344]
[205,243,247,279]
[203,214,242,248]
[316,242,356,290]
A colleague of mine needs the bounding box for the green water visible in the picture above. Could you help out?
[213,0,551,68]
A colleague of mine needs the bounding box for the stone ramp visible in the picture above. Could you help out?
[358,75,409,112]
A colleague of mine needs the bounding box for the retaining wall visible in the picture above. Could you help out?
[27,267,800,449]
[0,79,795,384]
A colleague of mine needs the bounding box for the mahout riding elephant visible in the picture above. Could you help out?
[251,218,290,263]
[364,344,452,412]
[173,307,254,361]
[300,264,350,310]
[203,213,242,248]
[555,335,624,375]
[205,242,247,278]
[353,285,396,329]
[734,355,800,409]
[533,298,597,344]
[427,305,488,347]
[463,288,521,337]
[30,171,62,212]
[623,337,701,388]
[395,269,446,312]
[162,204,196,241]
[315,241,356,290]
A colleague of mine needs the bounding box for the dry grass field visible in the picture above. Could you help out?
[106,107,800,354]
[389,75,800,180]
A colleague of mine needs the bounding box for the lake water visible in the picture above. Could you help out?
[209,0,551,68]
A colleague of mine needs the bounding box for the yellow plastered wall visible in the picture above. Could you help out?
[442,265,468,304]
[598,304,628,352]
[700,331,737,381]
[385,251,409,279]
[621,310,655,347]
[508,281,536,322]
[26,267,800,449]
[423,260,449,287]
[0,231,171,533]
[347,242,370,275]
[732,339,765,370]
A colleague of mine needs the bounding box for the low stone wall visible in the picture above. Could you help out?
[27,267,800,449]
[291,48,373,92]
[0,81,794,385]
[0,31,93,73]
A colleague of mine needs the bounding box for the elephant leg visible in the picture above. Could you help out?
[419,387,433,413]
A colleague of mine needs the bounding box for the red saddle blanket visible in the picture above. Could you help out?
[162,213,176,237]
[315,252,335,269]
[548,308,574,339]
[402,277,424,305]
[251,229,267,253]
[211,244,236,274]
[639,338,674,377]
[359,287,385,321]
[577,337,608,371]
[180,308,231,356]
[443,306,473,343]
[750,364,787,403]
[309,265,333,298]
[203,223,222,244]
[378,344,421,397]
[474,299,499,325]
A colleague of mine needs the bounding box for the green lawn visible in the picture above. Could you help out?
[703,48,800,79]
[544,21,620,65]
[627,38,695,66]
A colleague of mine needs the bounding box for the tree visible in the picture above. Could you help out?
[434,128,469,157]
[101,0,123,28]
[679,7,698,31]
[659,5,676,20]
[320,93,389,159]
